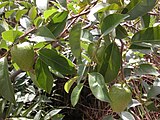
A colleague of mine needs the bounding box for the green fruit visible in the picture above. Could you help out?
[109,83,132,112]
[11,42,34,71]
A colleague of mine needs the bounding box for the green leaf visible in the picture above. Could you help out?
[64,76,77,93]
[43,9,57,20]
[39,48,76,75]
[36,26,55,39]
[0,57,15,103]
[2,30,23,42]
[57,0,67,8]
[35,58,54,94]
[69,23,82,60]
[99,43,121,83]
[0,1,9,9]
[44,109,61,120]
[52,11,68,23]
[46,18,67,37]
[88,72,110,102]
[16,9,28,21]
[101,13,129,36]
[148,86,160,98]
[120,111,135,120]
[135,63,159,76]
[71,83,83,107]
[122,0,157,20]
[28,6,37,20]
[131,26,160,44]
[115,25,128,39]
[5,10,15,18]
[141,13,150,28]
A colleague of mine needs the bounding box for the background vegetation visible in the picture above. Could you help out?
[0,0,159,119]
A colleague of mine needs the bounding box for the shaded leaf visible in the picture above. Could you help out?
[116,25,128,39]
[101,14,129,36]
[122,0,157,20]
[39,48,75,75]
[71,83,83,107]
[141,13,150,28]
[88,72,110,102]
[0,57,15,103]
[99,43,121,83]
[131,26,160,44]
[135,63,159,76]
[36,26,55,39]
[35,59,54,94]
[69,23,82,60]
[147,86,160,98]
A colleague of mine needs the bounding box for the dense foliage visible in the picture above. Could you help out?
[0,0,159,119]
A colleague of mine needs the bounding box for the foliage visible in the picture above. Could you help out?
[0,0,159,119]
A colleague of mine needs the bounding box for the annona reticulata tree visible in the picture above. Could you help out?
[11,42,34,71]
[108,83,132,112]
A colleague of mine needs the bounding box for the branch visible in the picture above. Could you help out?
[10,69,23,81]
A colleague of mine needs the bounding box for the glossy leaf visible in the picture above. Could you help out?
[88,72,110,102]
[131,26,160,44]
[69,23,82,60]
[39,48,75,75]
[135,63,159,76]
[44,109,61,120]
[64,76,77,93]
[99,43,121,83]
[122,0,157,20]
[101,13,129,36]
[2,30,23,42]
[120,111,135,120]
[0,57,15,103]
[71,83,83,107]
[35,58,54,94]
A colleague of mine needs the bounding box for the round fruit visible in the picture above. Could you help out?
[11,42,34,71]
[108,83,132,112]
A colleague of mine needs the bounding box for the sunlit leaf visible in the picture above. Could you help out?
[64,76,77,93]
[88,72,110,102]
[2,30,23,42]
[101,14,129,36]
[71,83,83,107]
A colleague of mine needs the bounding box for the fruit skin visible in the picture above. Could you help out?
[108,83,132,112]
[11,42,34,71]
